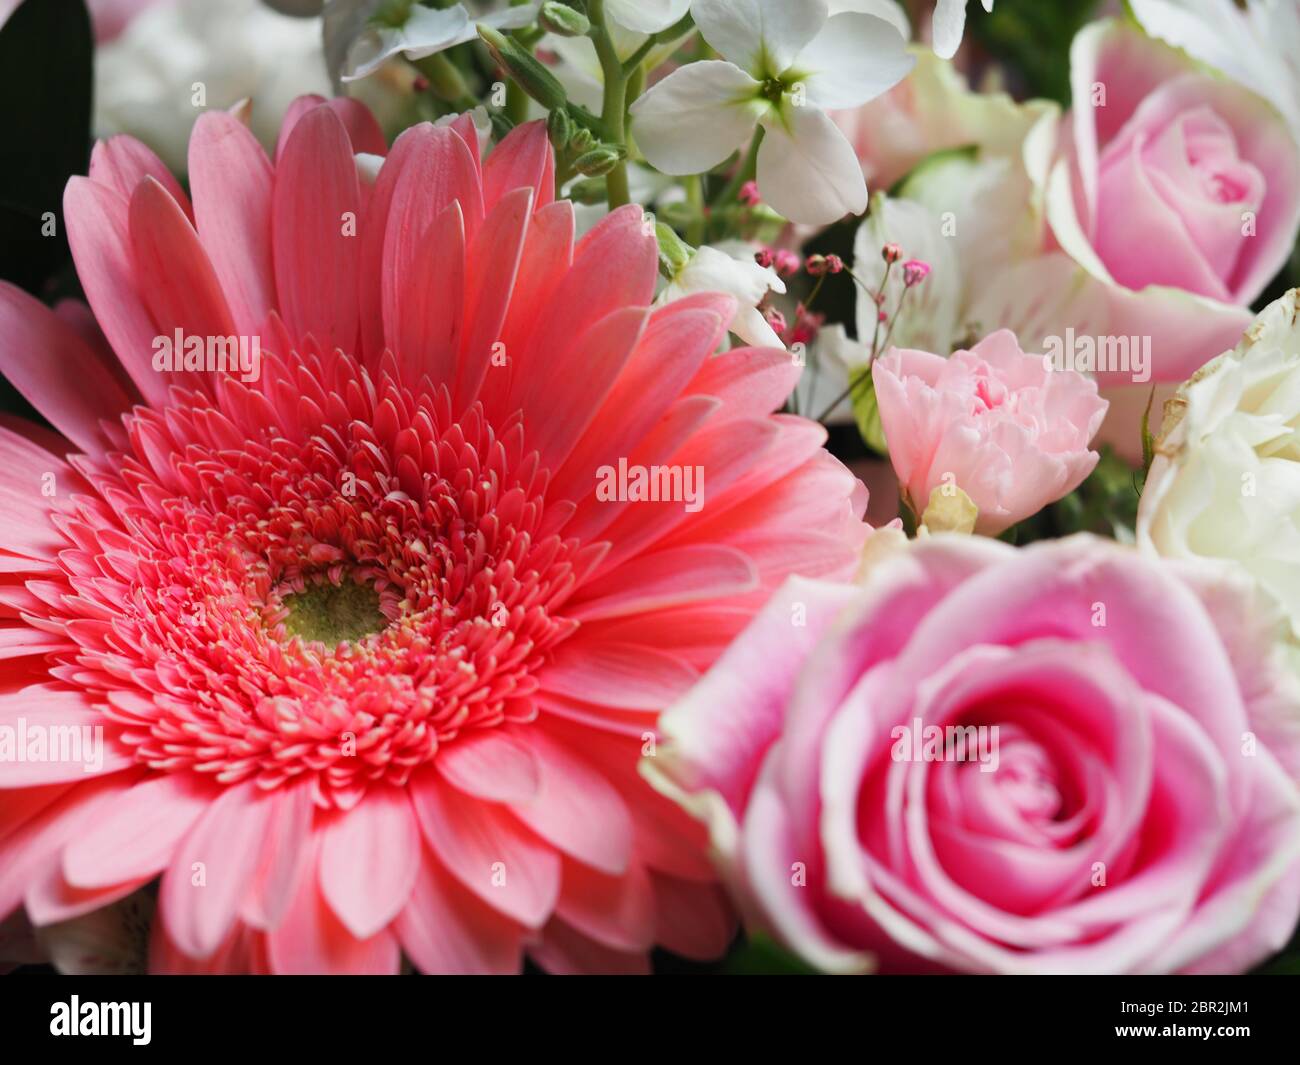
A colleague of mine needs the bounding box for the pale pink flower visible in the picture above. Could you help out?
[872,331,1107,534]
[1045,18,1300,384]
[647,535,1300,974]
[0,98,869,974]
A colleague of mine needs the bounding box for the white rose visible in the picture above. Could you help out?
[1138,288,1300,657]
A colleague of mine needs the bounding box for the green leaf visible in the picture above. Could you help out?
[1139,385,1157,488]
[969,0,1104,107]
[0,0,93,295]
[849,366,887,455]
[721,934,818,975]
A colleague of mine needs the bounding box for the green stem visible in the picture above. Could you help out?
[414,52,477,110]
[588,0,631,208]
[714,126,764,209]
[685,175,704,246]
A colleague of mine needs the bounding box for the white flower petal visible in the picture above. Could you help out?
[404,3,539,60]
[932,0,968,59]
[630,61,762,175]
[342,6,470,82]
[756,106,867,225]
[826,0,910,40]
[339,3,538,81]
[605,0,690,35]
[692,0,829,76]
[660,245,786,348]
[732,305,786,349]
[853,192,960,355]
[799,13,915,110]
[684,245,786,303]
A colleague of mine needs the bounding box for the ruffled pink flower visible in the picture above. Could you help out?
[0,98,869,974]
[873,330,1107,534]
[647,536,1300,974]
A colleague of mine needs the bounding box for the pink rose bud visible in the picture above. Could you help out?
[902,258,930,287]
[805,254,830,276]
[764,307,788,335]
[754,247,775,268]
[738,180,761,206]
[872,330,1108,533]
[881,242,903,264]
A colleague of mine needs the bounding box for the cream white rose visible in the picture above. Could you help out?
[1138,288,1300,654]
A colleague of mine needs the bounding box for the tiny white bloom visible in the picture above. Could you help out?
[932,0,993,61]
[1139,288,1300,658]
[629,0,914,226]
[660,245,787,349]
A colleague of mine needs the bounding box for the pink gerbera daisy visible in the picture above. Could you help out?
[0,97,868,973]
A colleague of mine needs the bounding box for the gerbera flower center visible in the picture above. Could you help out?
[52,348,588,808]
[280,578,387,649]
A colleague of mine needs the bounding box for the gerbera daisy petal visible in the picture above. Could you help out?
[128,177,238,351]
[187,112,276,338]
[63,178,172,404]
[482,119,556,214]
[410,774,561,929]
[319,787,422,941]
[273,94,328,162]
[61,772,211,890]
[529,916,651,975]
[266,839,401,976]
[241,782,315,931]
[89,135,193,222]
[272,106,364,354]
[395,854,525,975]
[433,728,541,805]
[554,856,657,954]
[455,185,534,411]
[0,286,132,454]
[159,783,275,959]
[392,200,466,384]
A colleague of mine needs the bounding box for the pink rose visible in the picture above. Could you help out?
[1046,18,1300,385]
[872,331,1107,534]
[646,536,1300,974]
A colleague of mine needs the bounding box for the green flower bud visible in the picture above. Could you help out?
[654,221,692,280]
[568,178,608,205]
[572,145,624,177]
[477,24,568,112]
[546,106,574,150]
[539,2,590,37]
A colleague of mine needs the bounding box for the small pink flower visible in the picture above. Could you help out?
[772,249,802,278]
[764,307,788,335]
[901,258,930,287]
[872,330,1107,533]
[881,242,903,265]
[647,535,1300,974]
[738,180,762,206]
[754,247,775,268]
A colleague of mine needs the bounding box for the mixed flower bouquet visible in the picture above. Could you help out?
[1,0,1299,979]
